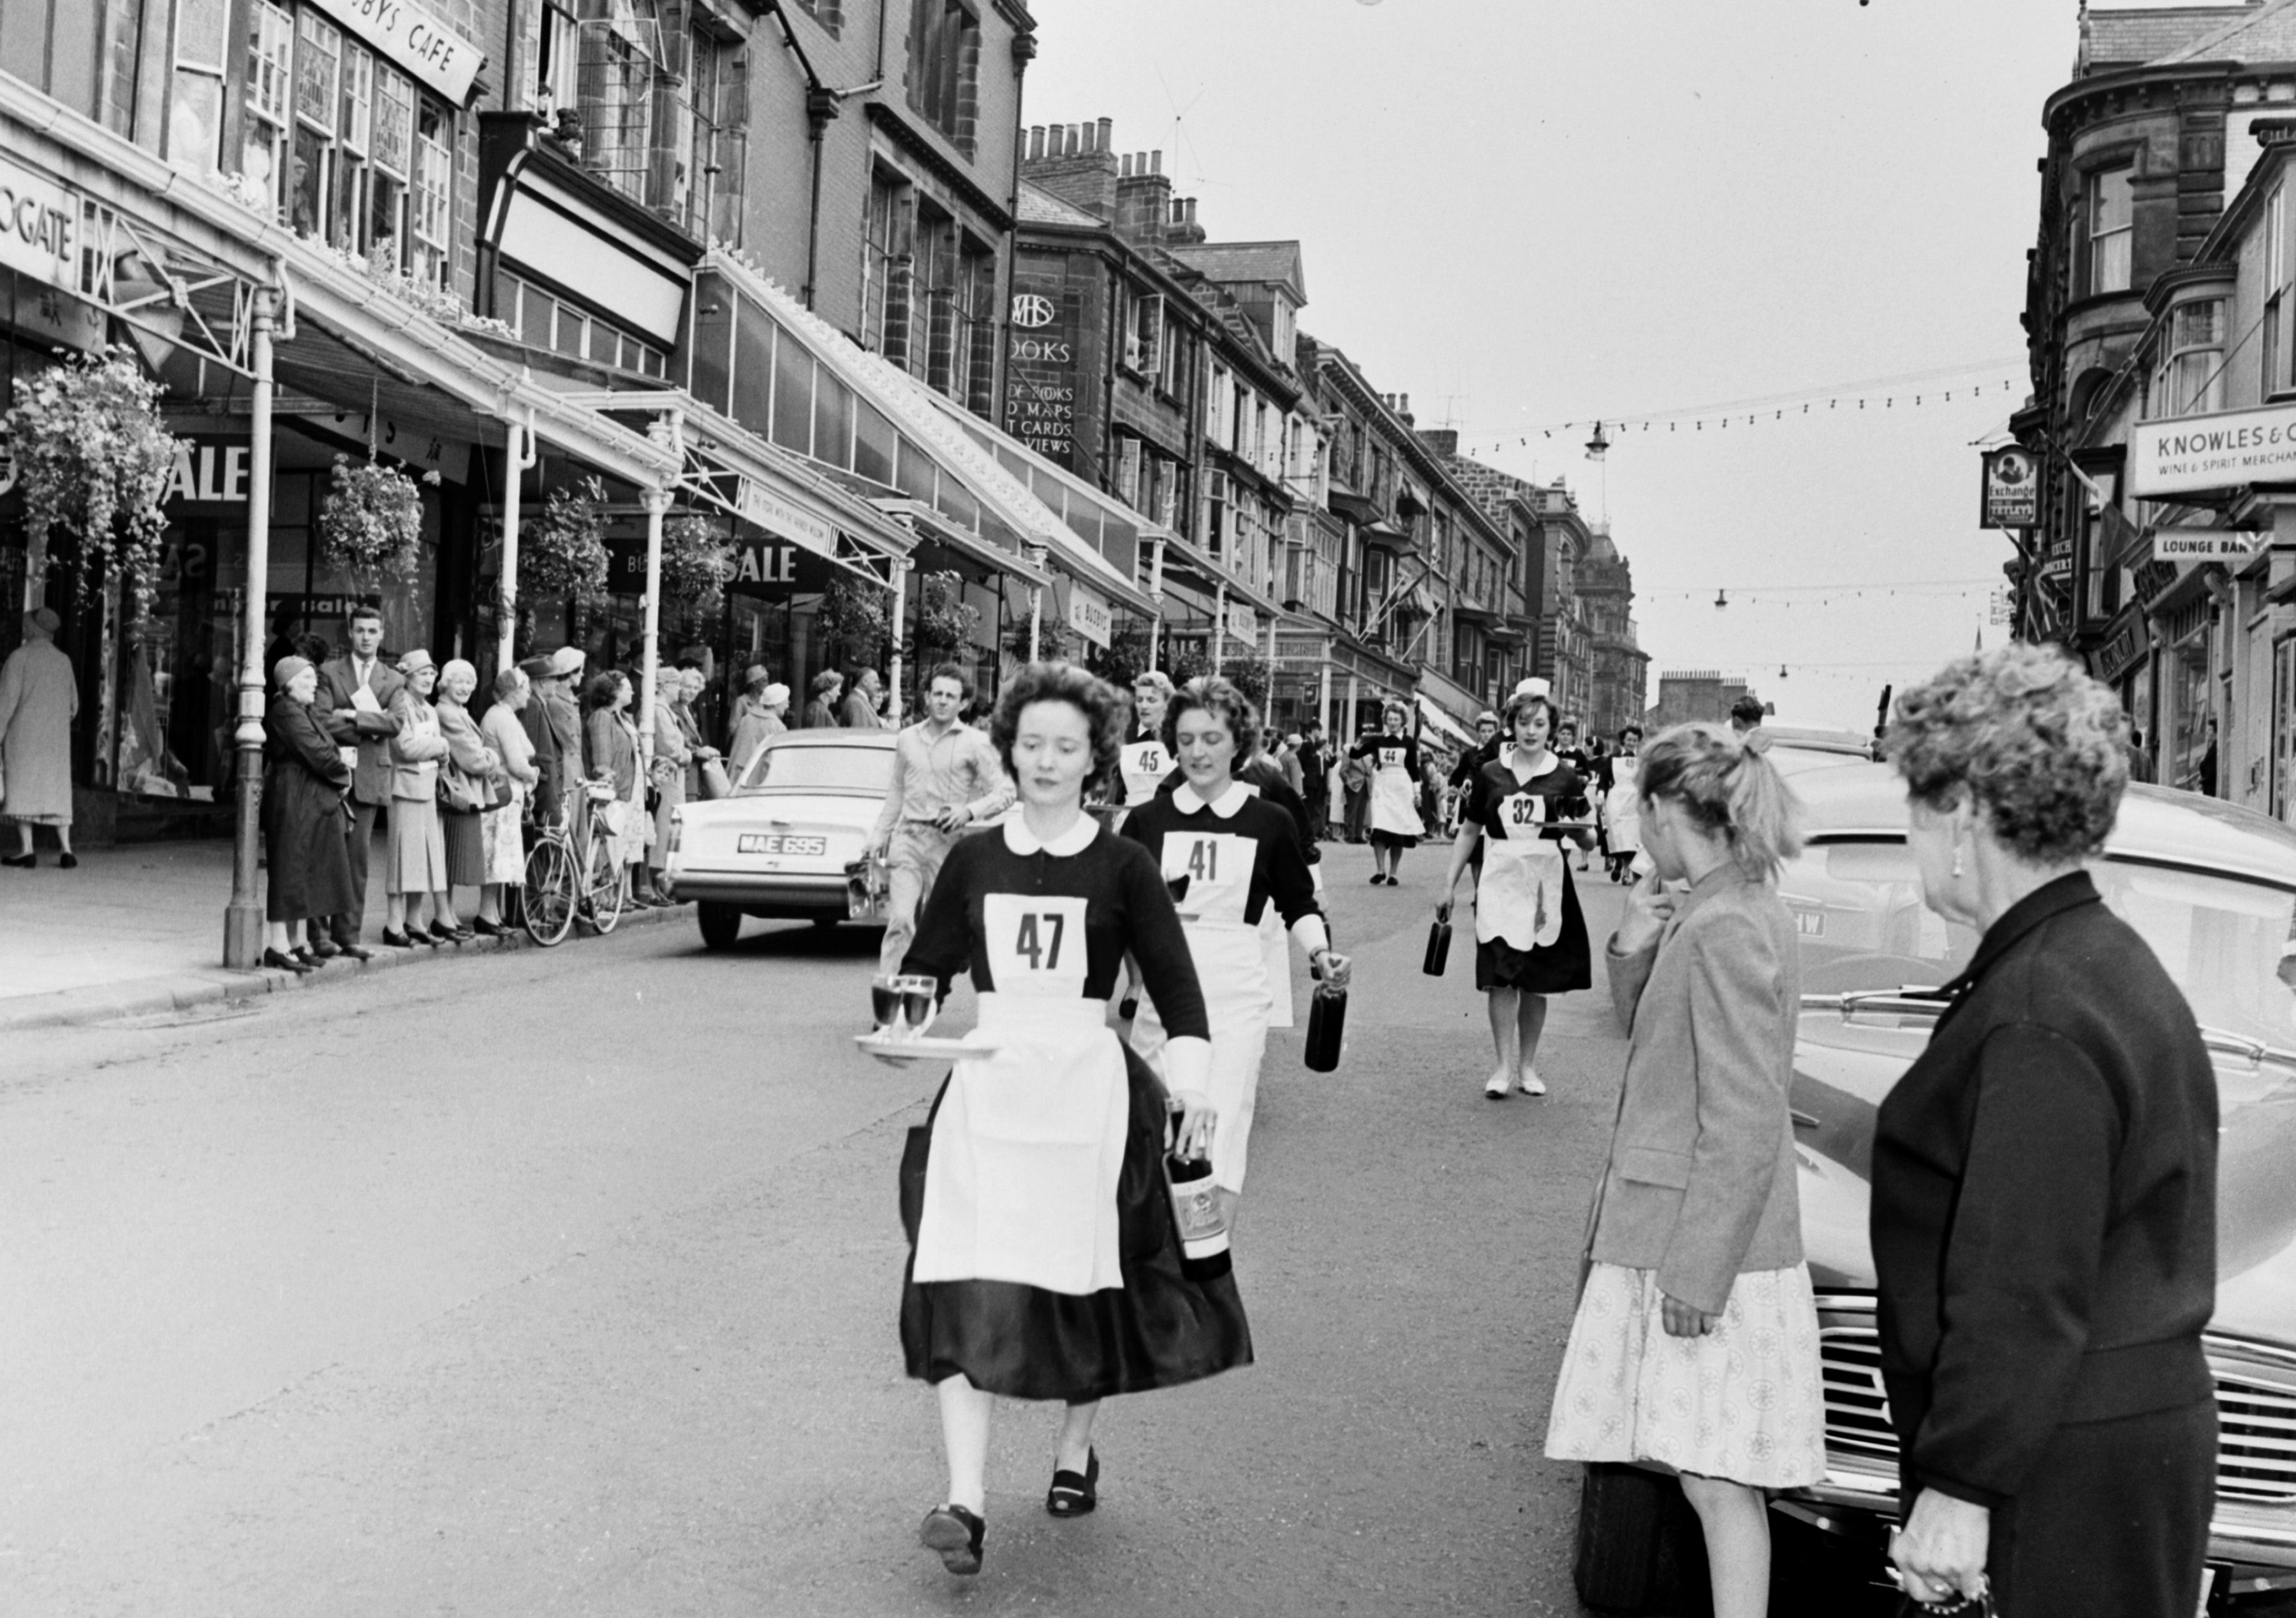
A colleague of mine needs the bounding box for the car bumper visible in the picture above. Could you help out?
[660,867,848,915]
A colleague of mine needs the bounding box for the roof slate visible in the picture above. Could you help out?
[2086,5,2258,68]
[1165,241,1307,302]
[2153,0,2296,63]
[1016,181,1102,228]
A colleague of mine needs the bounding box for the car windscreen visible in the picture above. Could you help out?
[735,744,893,795]
[1783,840,2296,1049]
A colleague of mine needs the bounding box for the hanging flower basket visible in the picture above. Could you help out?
[3,347,184,622]
[520,475,612,603]
[318,454,430,590]
[1006,617,1073,666]
[819,573,889,668]
[660,513,737,629]
[915,570,980,656]
[1220,649,1272,711]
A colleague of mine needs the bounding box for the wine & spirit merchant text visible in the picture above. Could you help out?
[2131,402,2296,497]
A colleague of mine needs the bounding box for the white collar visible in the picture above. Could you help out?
[1172,780,1259,818]
[1003,812,1100,857]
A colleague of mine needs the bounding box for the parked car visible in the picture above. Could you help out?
[1577,762,2296,1612]
[660,730,895,949]
[1762,724,1877,776]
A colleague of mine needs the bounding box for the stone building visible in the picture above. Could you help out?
[1647,671,1758,732]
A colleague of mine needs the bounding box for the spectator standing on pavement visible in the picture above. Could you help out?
[1350,701,1424,884]
[730,682,790,778]
[1438,686,1598,1099]
[0,607,78,869]
[804,670,844,729]
[895,663,1244,1578]
[1872,647,2218,1618]
[583,670,645,906]
[675,668,720,798]
[1339,732,1372,843]
[313,607,404,948]
[1295,721,1330,839]
[383,649,459,948]
[1545,721,1822,1618]
[259,655,357,972]
[435,659,503,938]
[644,675,694,907]
[543,648,587,809]
[842,667,889,730]
[869,663,1013,976]
[476,665,538,934]
[515,655,561,821]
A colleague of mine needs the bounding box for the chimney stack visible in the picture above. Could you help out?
[1115,146,1174,246]
[1021,115,1121,219]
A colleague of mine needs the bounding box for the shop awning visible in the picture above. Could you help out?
[695,250,1156,618]
[1155,533,1288,624]
[1417,695,1477,748]
[871,497,1052,590]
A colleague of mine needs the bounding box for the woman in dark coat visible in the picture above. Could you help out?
[261,655,358,973]
[1876,644,2218,1618]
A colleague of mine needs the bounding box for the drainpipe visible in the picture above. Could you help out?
[638,485,670,784]
[495,412,538,675]
[223,284,279,971]
[802,85,839,310]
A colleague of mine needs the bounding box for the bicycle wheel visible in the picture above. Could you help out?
[522,836,577,947]
[584,823,626,934]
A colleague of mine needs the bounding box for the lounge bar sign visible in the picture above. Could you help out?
[303,0,485,105]
[2130,401,2296,497]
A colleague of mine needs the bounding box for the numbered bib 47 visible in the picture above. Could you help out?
[983,894,1091,997]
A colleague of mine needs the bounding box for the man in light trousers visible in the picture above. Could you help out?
[868,663,1014,975]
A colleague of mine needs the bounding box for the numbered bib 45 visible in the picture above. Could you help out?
[983,894,1091,997]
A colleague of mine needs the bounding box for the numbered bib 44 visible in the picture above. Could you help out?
[983,894,1091,997]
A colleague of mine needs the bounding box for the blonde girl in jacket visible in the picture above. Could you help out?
[1544,724,1823,1618]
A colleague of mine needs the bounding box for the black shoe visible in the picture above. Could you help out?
[2,853,33,869]
[1369,872,1385,885]
[337,944,376,962]
[57,853,77,869]
[416,922,449,946]
[920,1504,985,1575]
[471,916,505,937]
[381,928,417,948]
[292,947,321,967]
[309,938,343,960]
[1047,1450,1098,1517]
[262,947,314,975]
[446,925,476,944]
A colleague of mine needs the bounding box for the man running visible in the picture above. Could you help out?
[867,664,1015,975]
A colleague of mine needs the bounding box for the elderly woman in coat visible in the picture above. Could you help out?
[384,649,459,948]
[261,655,358,973]
[1,607,78,869]
[583,670,643,906]
[644,675,695,908]
[476,664,540,933]
[729,680,790,779]
[1875,645,2218,1618]
[435,658,504,938]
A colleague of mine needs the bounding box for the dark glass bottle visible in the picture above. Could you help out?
[1304,982,1346,1071]
[1424,912,1452,976]
[1166,1152,1232,1281]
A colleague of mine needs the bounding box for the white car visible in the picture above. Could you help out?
[661,730,895,950]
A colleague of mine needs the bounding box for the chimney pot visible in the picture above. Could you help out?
[1027,125,1044,161]
[1097,116,1114,152]
[1121,152,1133,177]
[1151,151,1163,175]
[1068,124,1082,156]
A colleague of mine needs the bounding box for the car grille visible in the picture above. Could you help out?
[1816,1320,2296,1506]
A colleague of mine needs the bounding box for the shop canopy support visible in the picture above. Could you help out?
[885,555,911,726]
[1212,581,1229,670]
[1025,543,1049,662]
[222,283,281,971]
[495,415,538,674]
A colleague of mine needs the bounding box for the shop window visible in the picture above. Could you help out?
[1117,436,1142,508]
[369,68,413,272]
[861,168,913,362]
[1203,469,1230,561]
[908,0,980,156]
[497,272,667,377]
[772,328,814,454]
[2086,166,2133,297]
[855,401,897,485]
[2154,299,2226,418]
[2274,638,2296,820]
[1124,292,1163,376]
[170,0,232,170]
[813,371,854,469]
[532,1,578,115]
[244,1,293,211]
[411,99,452,287]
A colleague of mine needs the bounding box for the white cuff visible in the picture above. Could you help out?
[1290,912,1331,959]
[1161,1034,1212,1098]
[1310,862,1326,894]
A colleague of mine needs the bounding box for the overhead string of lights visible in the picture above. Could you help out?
[1451,357,2027,459]
[1641,577,1999,610]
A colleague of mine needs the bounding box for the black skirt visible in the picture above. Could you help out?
[1474,859,1592,994]
[900,1043,1254,1402]
[442,805,485,888]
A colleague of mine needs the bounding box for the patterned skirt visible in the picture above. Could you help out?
[1544,1261,1826,1489]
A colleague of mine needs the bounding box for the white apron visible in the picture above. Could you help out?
[1131,820,1275,1195]
[1604,760,1640,856]
[1120,737,1173,808]
[1369,760,1423,839]
[1477,827,1567,951]
[912,890,1132,1296]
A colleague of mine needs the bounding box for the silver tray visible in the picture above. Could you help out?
[853,1033,1001,1063]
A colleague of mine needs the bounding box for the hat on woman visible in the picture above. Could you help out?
[517,654,556,682]
[24,607,61,637]
[397,648,436,677]
[272,654,313,689]
[762,682,791,709]
[439,657,478,690]
[548,645,587,677]
[744,663,770,690]
[1512,677,1552,702]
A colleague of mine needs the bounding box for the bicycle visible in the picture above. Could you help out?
[521,778,628,946]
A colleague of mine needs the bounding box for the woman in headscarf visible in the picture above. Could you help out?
[583,670,644,906]
[260,654,358,972]
[476,664,540,934]
[384,649,459,947]
[435,658,503,938]
[729,680,791,779]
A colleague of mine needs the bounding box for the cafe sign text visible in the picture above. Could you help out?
[2131,401,2296,497]
[302,0,485,105]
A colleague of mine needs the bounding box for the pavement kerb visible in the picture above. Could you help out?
[0,899,698,1034]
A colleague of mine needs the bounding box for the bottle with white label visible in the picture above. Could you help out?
[1165,1151,1232,1281]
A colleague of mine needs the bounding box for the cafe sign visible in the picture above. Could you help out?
[2130,401,2296,497]
[1064,580,1112,649]
[302,0,485,105]
[1978,446,2038,529]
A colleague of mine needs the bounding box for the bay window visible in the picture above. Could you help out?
[2154,298,2226,418]
[2086,166,2133,297]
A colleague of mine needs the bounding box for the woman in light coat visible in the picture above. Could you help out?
[1545,723,1821,1618]
[384,649,459,947]
[0,607,78,868]
[729,681,790,779]
[260,655,357,971]
[644,677,695,908]
[582,670,642,906]
[476,665,540,933]
[435,659,504,938]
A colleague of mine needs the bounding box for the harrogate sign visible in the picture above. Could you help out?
[2130,401,2296,497]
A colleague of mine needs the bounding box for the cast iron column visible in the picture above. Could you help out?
[223,285,279,969]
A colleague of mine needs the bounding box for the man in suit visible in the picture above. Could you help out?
[839,667,887,730]
[516,654,563,823]
[543,646,587,805]
[311,605,399,957]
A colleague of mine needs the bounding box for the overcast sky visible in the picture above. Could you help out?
[1026,0,2086,730]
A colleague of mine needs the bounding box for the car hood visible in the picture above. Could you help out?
[1793,1012,2296,1345]
[679,791,885,830]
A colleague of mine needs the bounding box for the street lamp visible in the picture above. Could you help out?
[1585,422,1610,461]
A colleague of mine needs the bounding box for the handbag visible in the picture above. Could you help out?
[436,763,484,813]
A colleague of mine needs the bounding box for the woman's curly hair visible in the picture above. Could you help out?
[1883,643,2130,864]
[989,661,1127,794]
[1165,674,1260,763]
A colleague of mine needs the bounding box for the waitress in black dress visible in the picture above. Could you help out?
[1350,700,1425,885]
[896,663,1249,1577]
[1122,677,1350,1210]
[1438,682,1596,1098]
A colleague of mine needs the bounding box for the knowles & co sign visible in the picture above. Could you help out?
[2130,402,2296,497]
